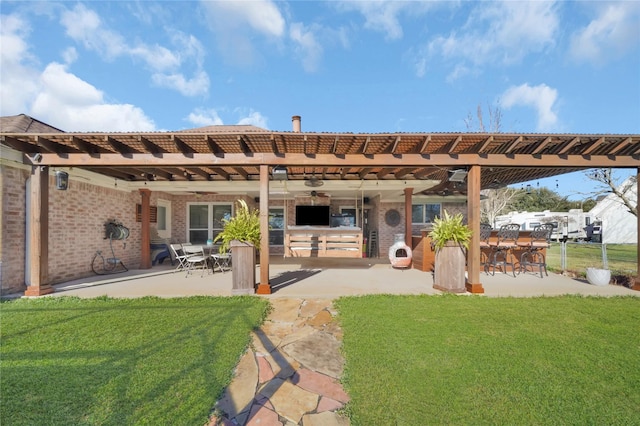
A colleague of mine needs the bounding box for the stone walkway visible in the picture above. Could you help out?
[210,298,350,426]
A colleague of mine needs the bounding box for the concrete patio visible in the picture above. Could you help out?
[46,257,639,299]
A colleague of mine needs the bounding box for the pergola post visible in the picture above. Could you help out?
[256,164,271,294]
[25,165,53,296]
[634,167,640,291]
[466,165,484,294]
[404,187,413,248]
[139,188,151,269]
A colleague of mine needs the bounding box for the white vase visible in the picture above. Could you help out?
[586,268,610,286]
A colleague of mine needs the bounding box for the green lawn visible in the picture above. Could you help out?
[336,295,640,426]
[0,296,269,426]
[547,243,637,276]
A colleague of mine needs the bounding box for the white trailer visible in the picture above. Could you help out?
[494,209,599,241]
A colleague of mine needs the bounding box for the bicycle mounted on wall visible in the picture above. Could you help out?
[91,220,129,275]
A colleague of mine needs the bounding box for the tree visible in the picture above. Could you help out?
[480,187,521,227]
[510,187,573,212]
[465,102,503,133]
[581,169,637,217]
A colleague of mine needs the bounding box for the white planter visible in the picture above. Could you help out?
[586,268,611,286]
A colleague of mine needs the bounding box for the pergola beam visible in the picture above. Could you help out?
[27,152,640,168]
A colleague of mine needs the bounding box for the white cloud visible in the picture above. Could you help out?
[200,0,285,66]
[569,2,640,65]
[426,2,559,78]
[186,109,224,127]
[0,12,156,131]
[60,4,208,96]
[0,14,40,115]
[289,22,323,72]
[186,108,269,129]
[335,1,433,40]
[237,110,268,129]
[206,0,285,37]
[30,62,156,131]
[152,70,210,97]
[61,47,78,65]
[500,83,559,132]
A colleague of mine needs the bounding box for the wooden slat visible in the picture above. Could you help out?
[139,136,166,155]
[377,168,394,179]
[531,136,552,155]
[172,135,195,155]
[36,136,73,154]
[558,137,580,155]
[448,135,462,153]
[72,136,101,155]
[358,167,374,179]
[107,136,139,155]
[580,137,604,156]
[504,136,523,154]
[609,137,632,155]
[361,136,370,154]
[1,135,41,152]
[206,135,225,155]
[418,135,431,153]
[477,135,493,153]
[390,136,401,154]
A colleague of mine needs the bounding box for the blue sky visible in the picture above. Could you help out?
[1,1,639,200]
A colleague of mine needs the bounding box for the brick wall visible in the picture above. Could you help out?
[0,165,182,294]
[1,166,30,294]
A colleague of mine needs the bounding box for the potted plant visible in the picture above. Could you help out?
[214,199,261,294]
[428,210,472,293]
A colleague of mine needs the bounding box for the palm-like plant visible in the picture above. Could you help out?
[213,200,261,253]
[428,210,472,251]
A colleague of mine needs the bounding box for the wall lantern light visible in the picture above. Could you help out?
[55,171,69,190]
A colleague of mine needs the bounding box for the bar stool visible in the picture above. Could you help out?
[479,223,493,274]
[489,223,520,277]
[517,223,554,278]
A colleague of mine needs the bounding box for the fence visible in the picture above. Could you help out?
[546,243,637,276]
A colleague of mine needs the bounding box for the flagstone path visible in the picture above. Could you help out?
[210,298,350,426]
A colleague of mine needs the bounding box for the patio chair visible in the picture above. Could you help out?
[182,245,209,277]
[169,244,189,271]
[479,223,493,274]
[488,223,520,277]
[517,223,554,278]
[211,252,232,273]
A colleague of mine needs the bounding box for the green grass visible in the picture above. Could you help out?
[547,243,637,276]
[0,296,269,426]
[336,295,640,426]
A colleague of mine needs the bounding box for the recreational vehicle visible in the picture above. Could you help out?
[494,209,600,242]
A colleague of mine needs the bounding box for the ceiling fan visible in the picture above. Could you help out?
[304,175,324,187]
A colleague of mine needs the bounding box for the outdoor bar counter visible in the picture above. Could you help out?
[284,226,363,258]
[412,229,542,273]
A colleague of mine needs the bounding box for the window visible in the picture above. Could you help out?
[269,208,285,246]
[157,199,171,239]
[412,203,441,224]
[187,203,232,244]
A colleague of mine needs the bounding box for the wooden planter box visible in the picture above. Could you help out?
[433,241,467,293]
[230,240,256,295]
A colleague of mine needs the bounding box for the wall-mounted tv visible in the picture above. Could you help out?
[295,205,330,226]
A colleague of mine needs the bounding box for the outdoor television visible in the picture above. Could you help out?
[295,205,330,226]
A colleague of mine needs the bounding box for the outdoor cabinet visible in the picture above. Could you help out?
[230,240,256,295]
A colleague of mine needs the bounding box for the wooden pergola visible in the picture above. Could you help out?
[2,129,639,295]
